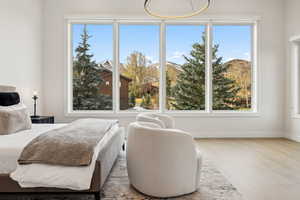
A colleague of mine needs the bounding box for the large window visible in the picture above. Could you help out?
[212,25,252,111]
[67,20,257,115]
[166,25,206,111]
[119,25,160,111]
[71,24,113,110]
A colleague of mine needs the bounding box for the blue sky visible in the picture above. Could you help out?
[213,25,251,62]
[119,25,159,64]
[72,24,251,65]
[166,25,205,64]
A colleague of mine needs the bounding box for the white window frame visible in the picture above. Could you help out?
[65,17,260,118]
[290,35,300,118]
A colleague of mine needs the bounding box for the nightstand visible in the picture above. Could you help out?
[31,116,54,124]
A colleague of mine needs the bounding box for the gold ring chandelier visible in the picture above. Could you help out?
[144,0,211,19]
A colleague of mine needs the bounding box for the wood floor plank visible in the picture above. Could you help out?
[196,138,300,200]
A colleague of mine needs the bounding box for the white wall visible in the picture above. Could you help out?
[284,0,300,141]
[0,0,44,115]
[42,0,286,138]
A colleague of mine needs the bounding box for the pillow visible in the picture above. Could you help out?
[0,92,20,106]
[0,103,32,135]
[0,85,16,92]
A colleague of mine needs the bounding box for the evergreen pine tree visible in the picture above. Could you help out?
[173,36,240,110]
[212,46,240,110]
[172,39,206,110]
[73,25,112,110]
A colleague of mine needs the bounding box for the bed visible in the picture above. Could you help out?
[0,123,125,200]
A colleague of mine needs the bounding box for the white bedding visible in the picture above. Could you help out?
[0,124,66,174]
[0,123,120,191]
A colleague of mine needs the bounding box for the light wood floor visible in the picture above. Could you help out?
[196,138,300,200]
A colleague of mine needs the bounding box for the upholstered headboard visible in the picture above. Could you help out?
[0,85,16,92]
[0,85,20,106]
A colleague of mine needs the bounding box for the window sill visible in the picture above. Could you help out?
[65,110,260,118]
[291,114,300,119]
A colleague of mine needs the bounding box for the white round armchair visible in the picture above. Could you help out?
[126,121,202,198]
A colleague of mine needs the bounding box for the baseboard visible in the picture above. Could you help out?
[191,130,283,139]
[285,132,300,142]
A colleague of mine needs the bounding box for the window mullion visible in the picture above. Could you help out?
[206,22,213,113]
[114,21,120,113]
[252,22,258,113]
[67,22,73,114]
[160,22,166,113]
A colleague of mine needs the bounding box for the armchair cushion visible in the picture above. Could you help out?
[136,113,175,128]
[135,121,163,129]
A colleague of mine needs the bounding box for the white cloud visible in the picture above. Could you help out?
[145,55,153,61]
[168,51,185,60]
[224,52,251,62]
[243,52,251,60]
[224,57,235,62]
[145,55,158,64]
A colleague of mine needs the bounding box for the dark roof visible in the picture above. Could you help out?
[98,61,132,81]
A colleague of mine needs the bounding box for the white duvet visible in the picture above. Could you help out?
[6,124,119,191]
[0,124,66,174]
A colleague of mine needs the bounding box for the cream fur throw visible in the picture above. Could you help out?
[0,103,32,135]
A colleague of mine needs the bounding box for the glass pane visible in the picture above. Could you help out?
[72,24,113,110]
[212,25,252,111]
[166,25,206,110]
[119,25,160,111]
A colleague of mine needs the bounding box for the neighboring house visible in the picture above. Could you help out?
[149,61,183,87]
[99,61,181,110]
[99,61,132,110]
[141,82,159,95]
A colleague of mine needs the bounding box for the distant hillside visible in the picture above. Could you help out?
[225,59,251,72]
[147,62,183,87]
[225,59,252,107]
[165,62,182,87]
